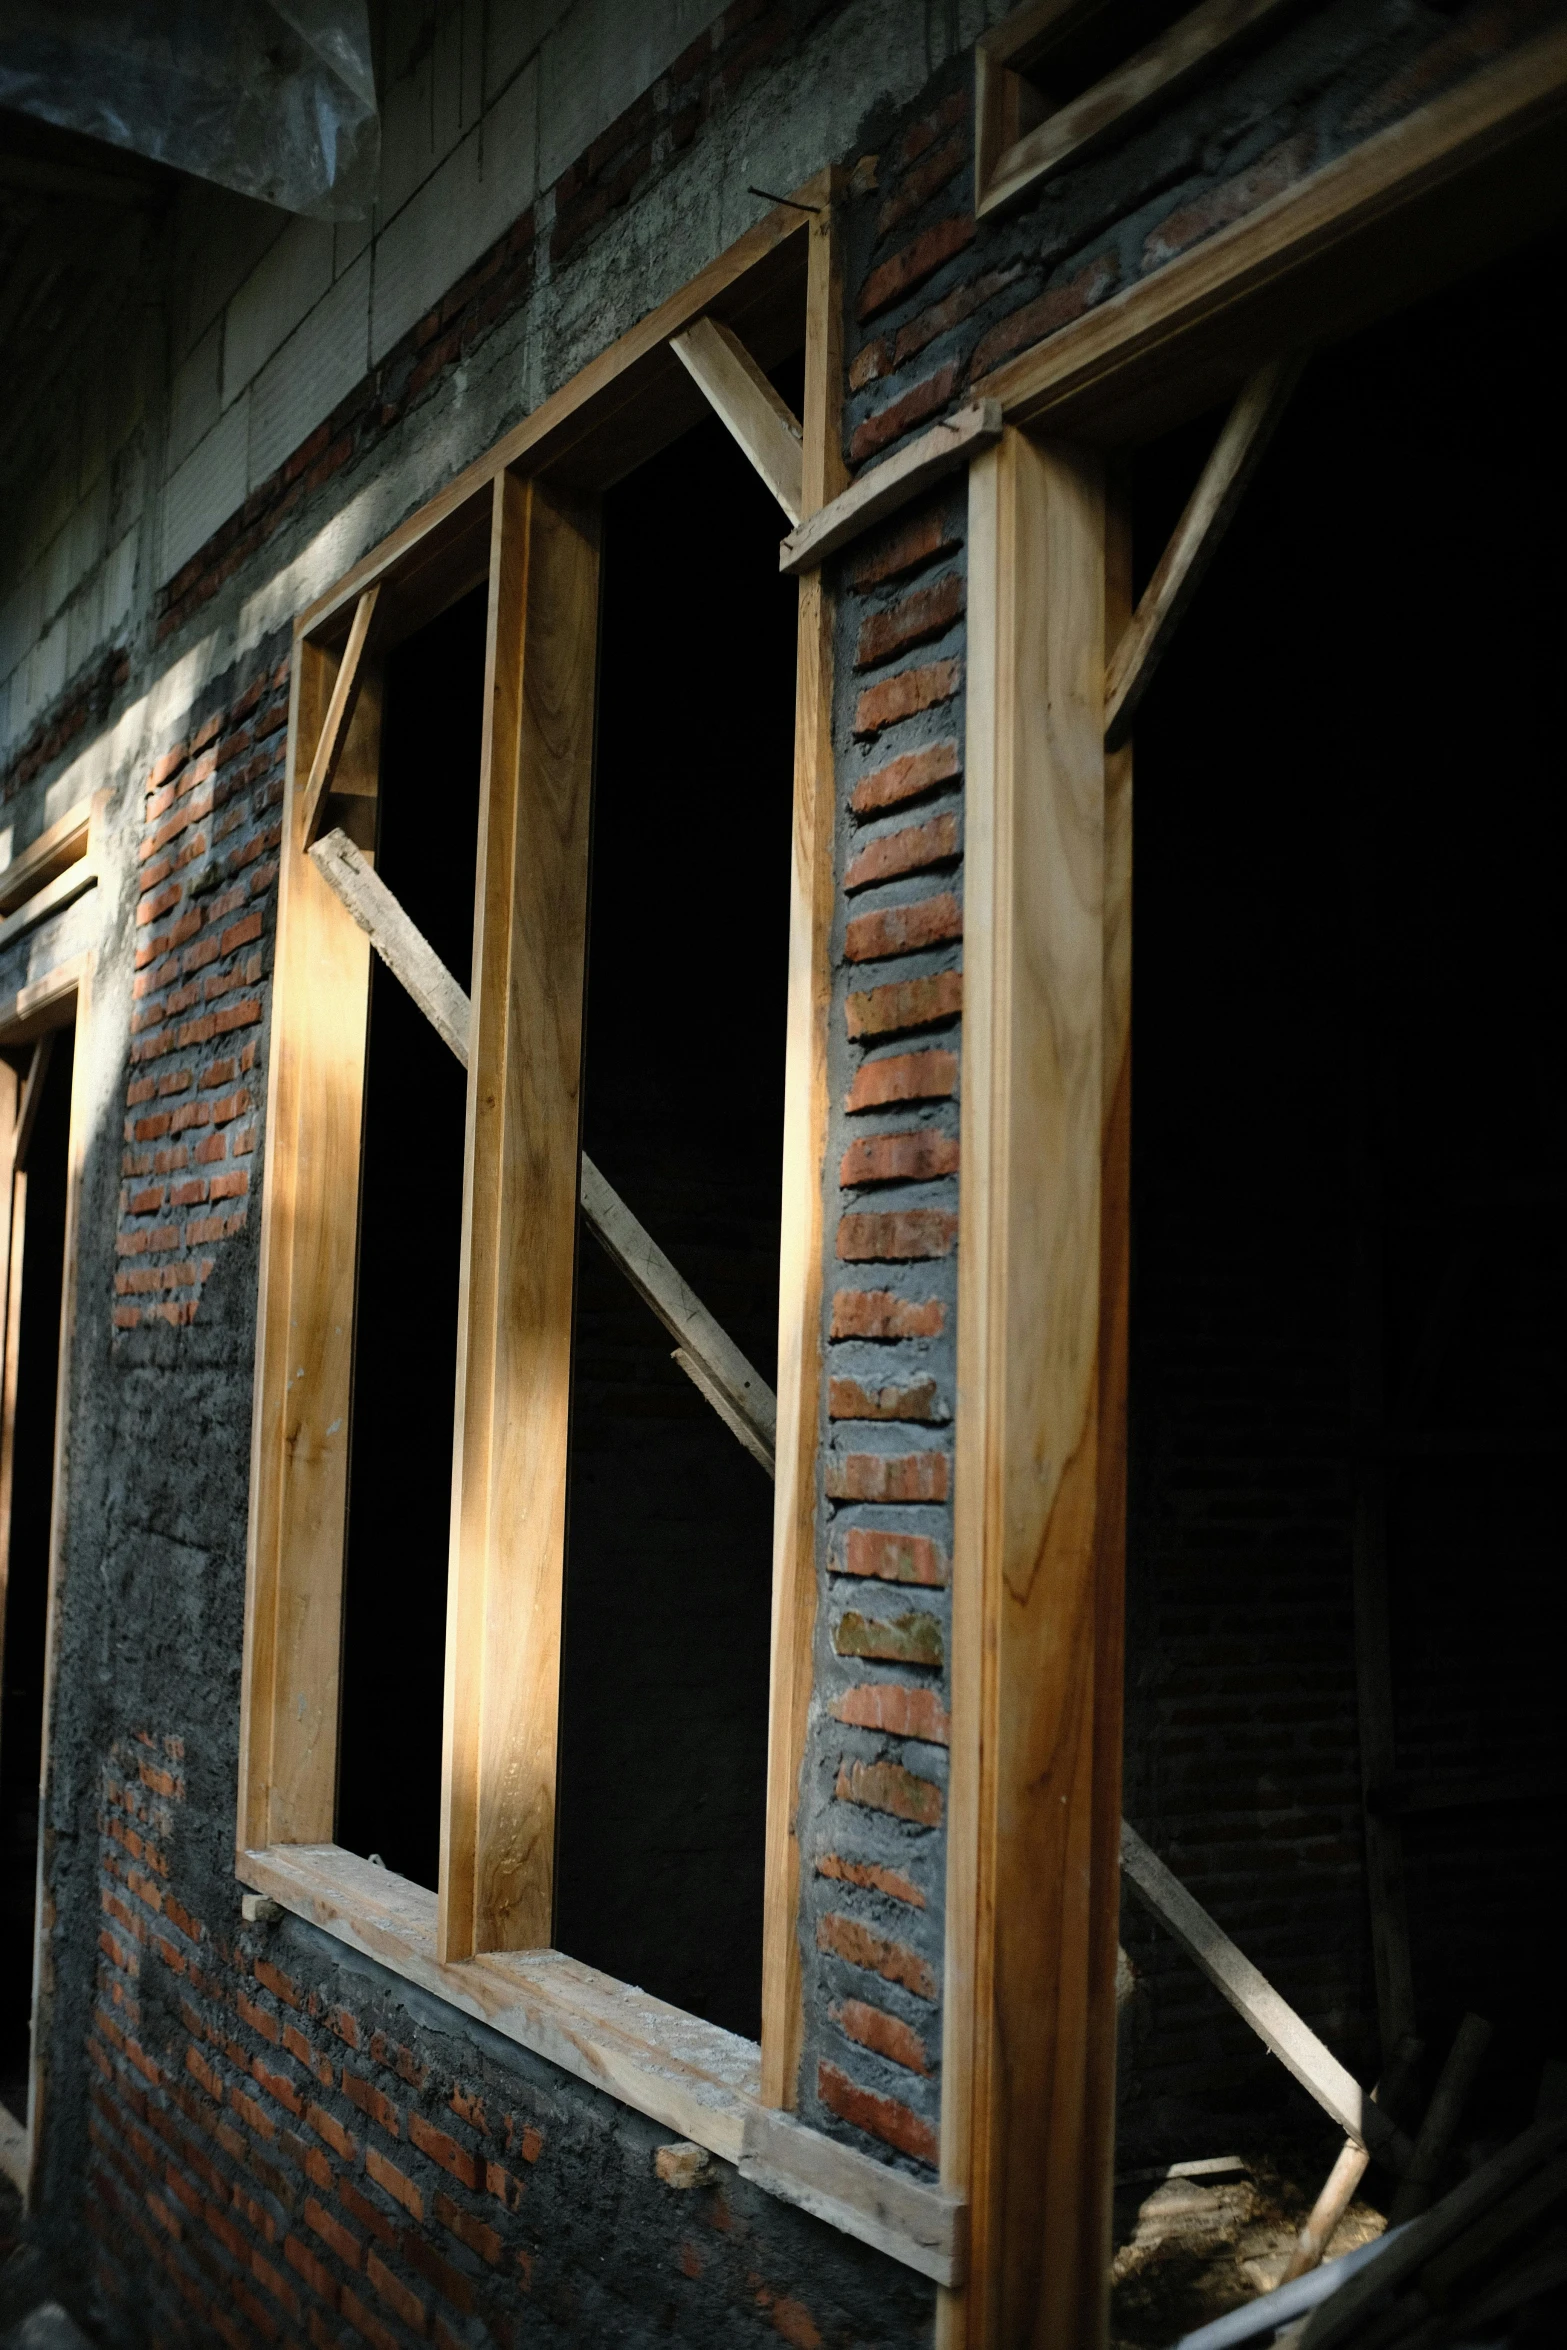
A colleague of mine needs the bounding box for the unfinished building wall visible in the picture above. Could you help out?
[0,1,1560,2343]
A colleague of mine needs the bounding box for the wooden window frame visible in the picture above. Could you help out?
[238,21,1567,2311]
[0,868,101,2205]
[976,0,1304,220]
[937,26,1567,2349]
[241,174,963,2280]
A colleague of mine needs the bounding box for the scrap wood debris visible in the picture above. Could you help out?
[1167,2109,1567,2350]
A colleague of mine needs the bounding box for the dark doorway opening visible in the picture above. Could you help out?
[0,1024,73,2127]
[336,587,487,1888]
[1121,231,1563,2201]
[553,377,802,2040]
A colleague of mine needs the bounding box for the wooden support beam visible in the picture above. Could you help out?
[300,584,379,847]
[308,826,777,1472]
[1281,2034,1424,2283]
[240,642,372,1855]
[672,316,805,522]
[943,427,1120,2349]
[1120,1822,1412,2169]
[0,858,99,959]
[778,401,1002,576]
[1389,2013,1493,2224]
[13,1032,55,1174]
[1103,356,1302,749]
[761,168,846,2117]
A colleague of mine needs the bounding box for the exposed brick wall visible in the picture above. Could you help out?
[1,648,129,809]
[115,654,287,1331]
[90,1732,933,2348]
[794,486,968,2173]
[839,1,1560,482]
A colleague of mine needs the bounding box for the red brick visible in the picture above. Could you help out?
[898,85,968,170]
[237,1991,280,2044]
[253,1958,300,2008]
[970,250,1120,380]
[850,337,892,390]
[892,263,1026,368]
[830,1682,951,1745]
[211,1168,249,1200]
[340,2177,397,2246]
[448,2083,487,2133]
[1142,136,1314,272]
[839,1129,958,1189]
[250,2246,302,2319]
[854,573,964,671]
[816,1913,937,1997]
[837,1208,957,1261]
[408,2110,480,2188]
[366,2250,426,2332]
[845,1047,956,1112]
[402,2229,475,2314]
[835,1606,943,1669]
[817,2060,938,2164]
[877,131,966,239]
[816,1853,925,1908]
[834,1756,944,1825]
[851,362,960,464]
[840,1528,948,1586]
[305,2103,355,2161]
[824,1453,948,1505]
[845,972,962,1041]
[845,812,957,893]
[828,1375,941,1423]
[846,893,962,963]
[364,2144,422,2220]
[342,2070,400,2136]
[833,1998,930,2073]
[340,2283,401,2350]
[858,215,976,321]
[830,1289,943,1340]
[851,738,961,818]
[284,2233,339,2307]
[853,516,960,593]
[304,2195,362,2268]
[433,2188,502,2264]
[852,658,961,739]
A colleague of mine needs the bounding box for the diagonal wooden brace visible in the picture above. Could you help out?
[309,827,777,1471]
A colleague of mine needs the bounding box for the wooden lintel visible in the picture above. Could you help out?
[301,584,380,846]
[779,401,1002,576]
[1120,1821,1412,2169]
[1104,354,1302,748]
[0,796,92,919]
[0,858,99,960]
[672,316,805,522]
[308,827,778,1473]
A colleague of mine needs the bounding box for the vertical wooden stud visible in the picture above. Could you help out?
[439,470,599,1963]
[942,427,1119,2348]
[761,169,845,2110]
[0,1059,22,1746]
[239,640,374,1852]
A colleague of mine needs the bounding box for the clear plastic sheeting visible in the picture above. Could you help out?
[0,0,379,216]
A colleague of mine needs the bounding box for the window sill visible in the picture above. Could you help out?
[238,1844,965,2286]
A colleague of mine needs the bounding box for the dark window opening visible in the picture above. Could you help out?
[336,587,487,1888]
[1122,231,1563,2211]
[1014,0,1213,115]
[554,370,803,2040]
[0,1025,73,2127]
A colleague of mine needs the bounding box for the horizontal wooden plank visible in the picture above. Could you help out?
[1120,1821,1412,2168]
[778,401,1002,575]
[0,795,92,917]
[238,1841,963,2281]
